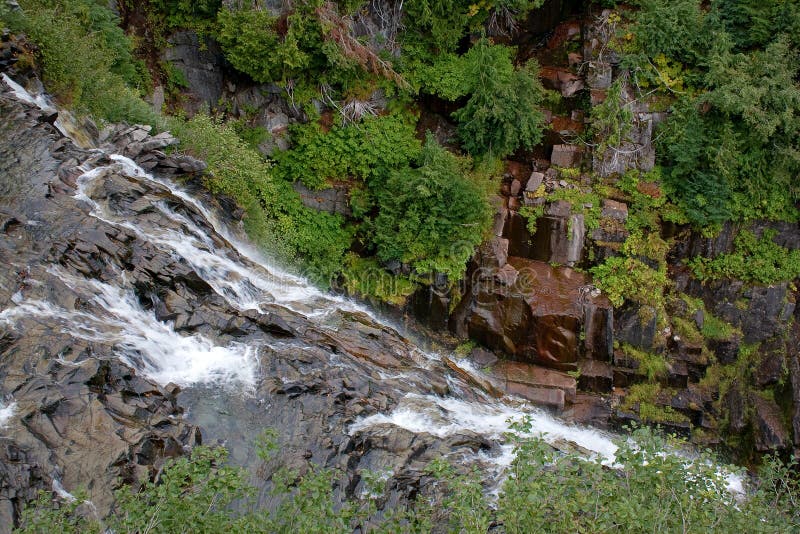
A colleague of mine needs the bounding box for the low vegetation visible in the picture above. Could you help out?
[16,426,800,532]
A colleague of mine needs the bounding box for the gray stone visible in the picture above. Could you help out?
[551,144,582,168]
[163,31,224,109]
[601,199,628,221]
[526,172,544,193]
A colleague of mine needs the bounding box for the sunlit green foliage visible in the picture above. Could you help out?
[4,0,157,125]
[591,256,669,308]
[14,427,800,533]
[373,135,493,278]
[273,113,421,190]
[453,37,546,158]
[689,229,800,284]
[169,115,352,285]
[626,0,800,226]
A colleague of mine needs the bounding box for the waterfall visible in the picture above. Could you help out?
[0,75,745,505]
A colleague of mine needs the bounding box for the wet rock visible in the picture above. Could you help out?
[601,199,627,221]
[456,259,612,373]
[684,279,793,344]
[550,144,582,168]
[293,182,351,216]
[708,337,740,365]
[478,236,509,269]
[163,31,224,111]
[614,304,658,350]
[578,360,613,393]
[724,384,748,433]
[492,360,576,402]
[755,342,786,388]
[563,394,612,428]
[753,396,790,452]
[490,195,508,237]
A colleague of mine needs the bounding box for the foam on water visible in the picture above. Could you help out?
[0,401,16,430]
[1,273,258,389]
[76,156,366,320]
[2,73,54,111]
[0,141,749,499]
[350,393,619,461]
[2,73,77,141]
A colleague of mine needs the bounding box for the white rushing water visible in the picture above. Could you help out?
[0,400,16,430]
[1,73,91,145]
[0,272,258,388]
[76,156,368,320]
[350,393,618,460]
[0,145,745,496]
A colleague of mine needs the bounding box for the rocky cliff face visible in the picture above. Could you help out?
[397,10,800,460]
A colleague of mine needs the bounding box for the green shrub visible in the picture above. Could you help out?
[215,8,286,84]
[170,115,352,285]
[15,429,800,533]
[590,256,669,308]
[273,113,421,190]
[147,0,221,31]
[215,3,375,104]
[589,77,634,153]
[689,229,800,285]
[453,37,546,158]
[373,135,492,278]
[630,0,710,65]
[6,0,157,126]
[622,343,668,381]
[500,423,799,532]
[339,254,419,306]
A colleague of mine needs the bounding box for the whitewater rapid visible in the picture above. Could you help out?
[0,76,745,495]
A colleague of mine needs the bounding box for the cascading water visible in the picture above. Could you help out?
[0,76,745,523]
[2,150,620,467]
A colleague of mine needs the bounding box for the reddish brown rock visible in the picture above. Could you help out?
[459,259,612,372]
[492,360,577,402]
[578,360,613,393]
[563,394,612,427]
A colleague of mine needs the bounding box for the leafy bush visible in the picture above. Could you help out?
[339,254,418,306]
[630,0,710,65]
[589,77,633,153]
[15,428,800,533]
[170,115,352,285]
[627,1,800,226]
[689,229,800,284]
[499,423,799,532]
[216,2,381,105]
[590,256,669,308]
[272,113,421,190]
[215,8,287,84]
[373,135,492,278]
[6,0,157,126]
[147,0,221,31]
[453,38,546,158]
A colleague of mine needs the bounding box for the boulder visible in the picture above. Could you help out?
[459,259,612,372]
[601,199,628,221]
[753,395,790,452]
[551,144,582,168]
[577,360,613,393]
